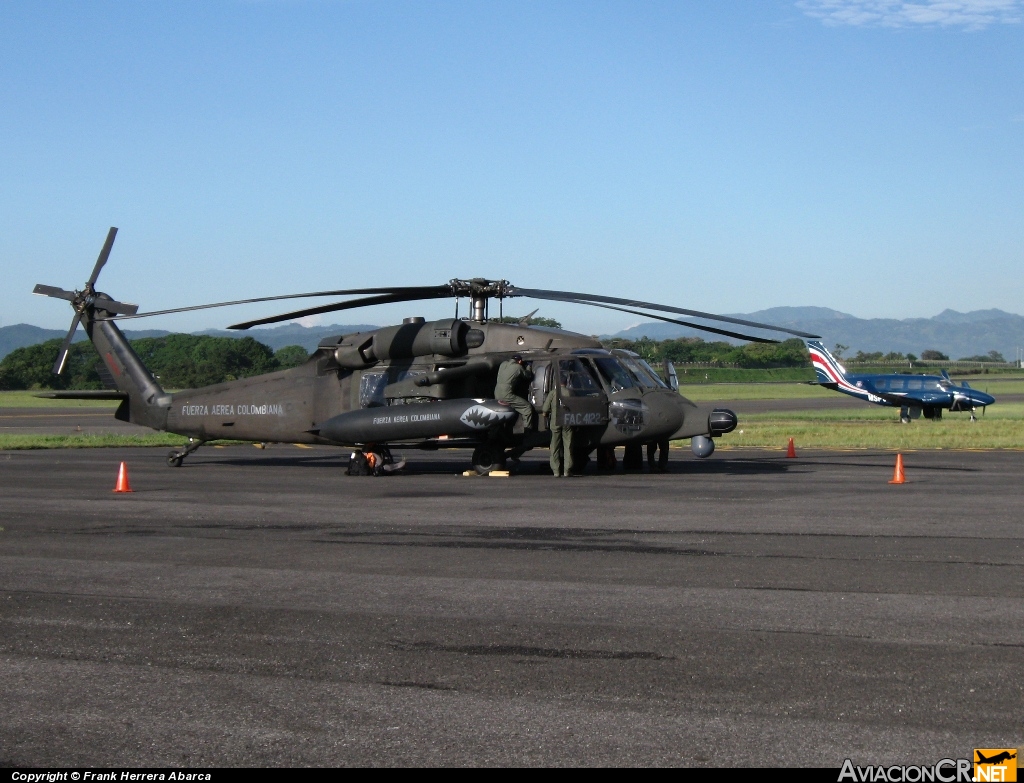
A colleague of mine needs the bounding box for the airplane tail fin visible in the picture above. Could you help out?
[806,340,849,386]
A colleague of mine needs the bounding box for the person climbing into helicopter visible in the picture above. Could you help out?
[495,354,535,431]
[542,369,578,477]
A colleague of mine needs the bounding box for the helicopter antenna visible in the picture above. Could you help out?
[517,308,539,327]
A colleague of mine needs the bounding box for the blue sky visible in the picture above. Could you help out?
[2,1,1022,335]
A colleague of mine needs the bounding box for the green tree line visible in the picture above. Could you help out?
[2,331,815,391]
[600,336,811,368]
[0,335,309,391]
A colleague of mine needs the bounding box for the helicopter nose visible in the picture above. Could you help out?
[642,392,684,437]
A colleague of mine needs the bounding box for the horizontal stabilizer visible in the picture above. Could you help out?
[33,390,129,401]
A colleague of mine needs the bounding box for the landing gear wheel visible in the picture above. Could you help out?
[472,444,506,475]
[166,438,204,468]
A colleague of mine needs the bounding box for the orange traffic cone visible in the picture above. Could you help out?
[113,461,134,493]
[888,453,906,484]
[786,438,797,458]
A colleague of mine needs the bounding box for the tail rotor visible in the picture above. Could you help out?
[32,227,140,375]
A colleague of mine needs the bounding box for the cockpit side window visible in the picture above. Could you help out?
[359,372,388,408]
[360,368,425,407]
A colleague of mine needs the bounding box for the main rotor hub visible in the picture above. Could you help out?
[447,278,514,322]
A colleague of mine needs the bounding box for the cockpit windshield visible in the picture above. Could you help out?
[611,350,670,389]
[637,359,669,388]
[609,355,654,388]
[592,357,637,392]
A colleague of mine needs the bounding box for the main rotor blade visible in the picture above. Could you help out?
[227,289,453,330]
[52,313,83,375]
[87,227,118,288]
[33,284,78,302]
[571,300,780,344]
[511,287,820,339]
[113,286,451,321]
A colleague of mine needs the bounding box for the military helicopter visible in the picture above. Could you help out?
[33,228,820,473]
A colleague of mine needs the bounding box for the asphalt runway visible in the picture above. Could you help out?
[1,445,1022,767]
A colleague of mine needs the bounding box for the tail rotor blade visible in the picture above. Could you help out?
[52,313,83,375]
[87,227,118,288]
[92,298,139,316]
[33,284,78,302]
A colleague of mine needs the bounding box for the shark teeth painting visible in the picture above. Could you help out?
[460,403,516,430]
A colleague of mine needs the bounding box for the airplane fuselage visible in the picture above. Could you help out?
[823,372,995,413]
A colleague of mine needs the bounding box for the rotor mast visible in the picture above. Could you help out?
[449,278,511,323]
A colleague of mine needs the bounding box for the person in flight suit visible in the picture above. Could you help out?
[542,372,575,477]
[495,355,535,430]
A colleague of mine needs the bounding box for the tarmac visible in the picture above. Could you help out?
[1,443,1022,766]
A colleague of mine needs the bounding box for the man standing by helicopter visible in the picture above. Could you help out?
[495,355,535,431]
[542,370,576,477]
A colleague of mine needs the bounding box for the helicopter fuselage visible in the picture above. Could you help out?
[128,318,732,459]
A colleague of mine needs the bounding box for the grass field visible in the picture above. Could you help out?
[677,367,816,384]
[0,390,121,408]
[705,403,1024,451]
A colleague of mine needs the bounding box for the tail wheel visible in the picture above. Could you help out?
[167,451,184,468]
[472,444,506,475]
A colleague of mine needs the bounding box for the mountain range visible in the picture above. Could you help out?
[0,322,378,361]
[3,307,1023,363]
[610,307,1024,361]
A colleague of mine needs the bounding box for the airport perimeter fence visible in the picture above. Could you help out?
[674,360,1021,371]
[842,360,1022,372]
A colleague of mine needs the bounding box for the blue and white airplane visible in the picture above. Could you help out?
[806,340,995,423]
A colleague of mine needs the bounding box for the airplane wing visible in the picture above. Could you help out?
[871,391,950,407]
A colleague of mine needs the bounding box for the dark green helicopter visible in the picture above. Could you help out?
[34,228,819,473]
